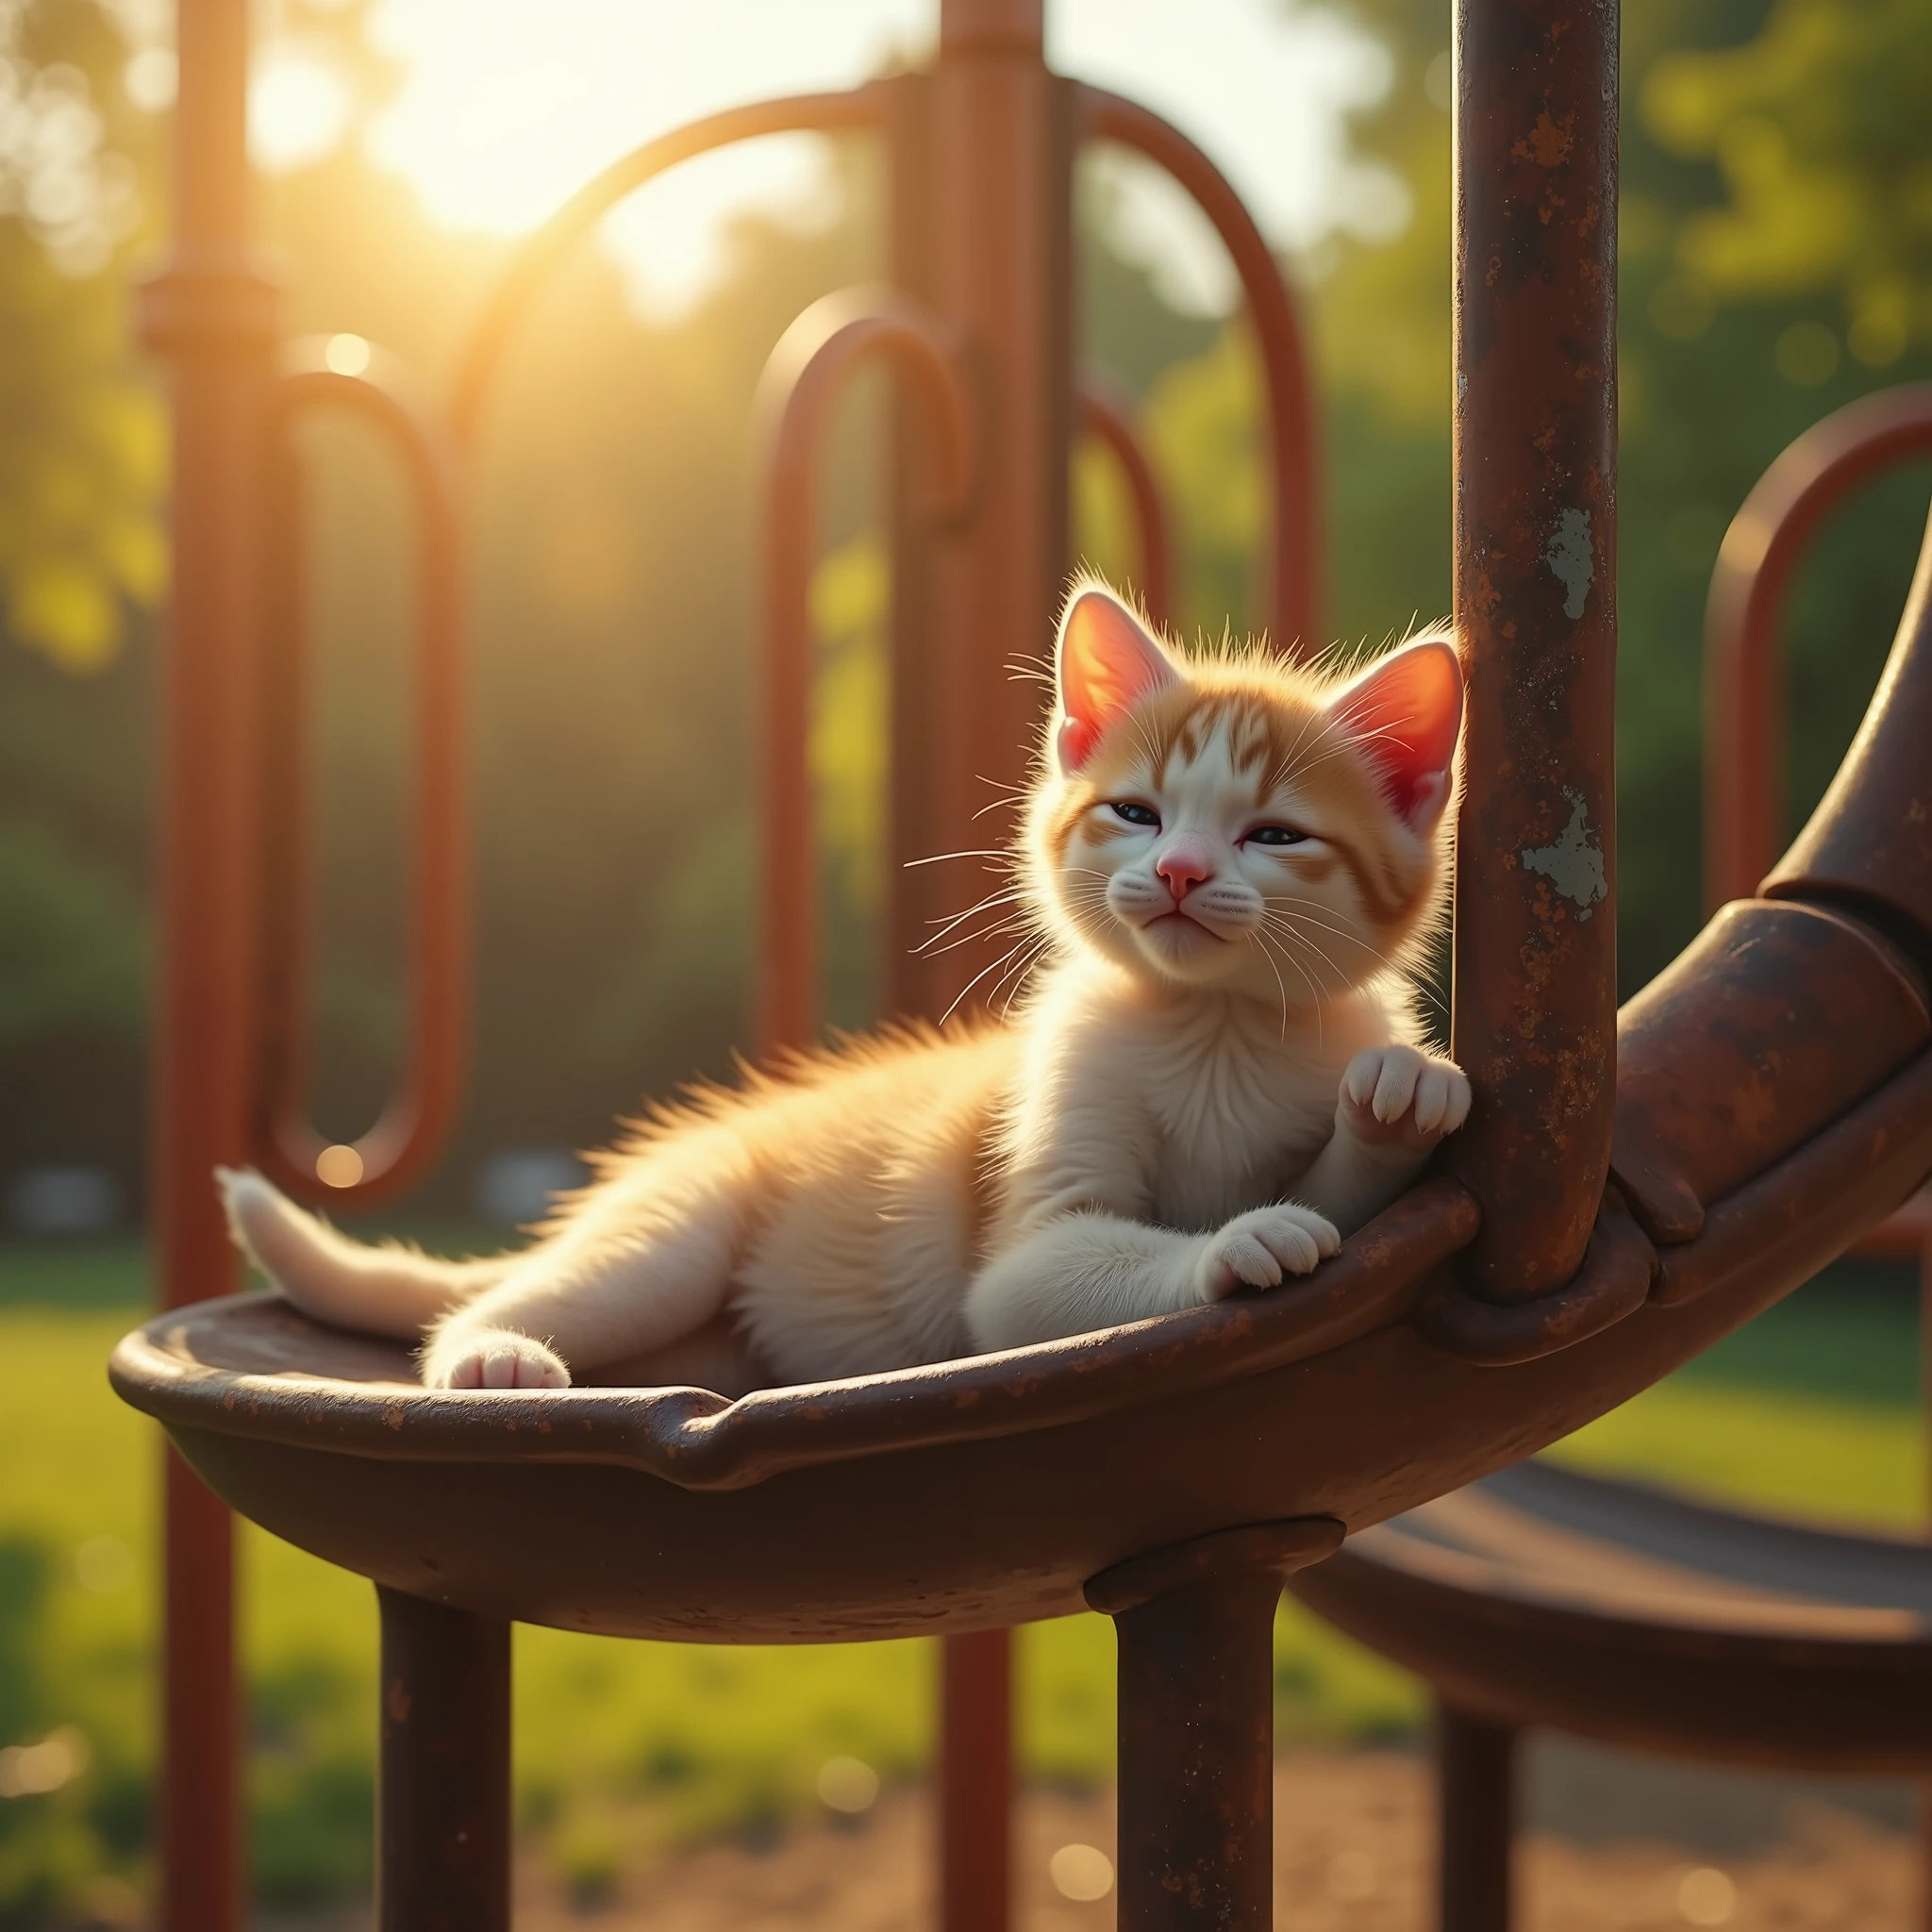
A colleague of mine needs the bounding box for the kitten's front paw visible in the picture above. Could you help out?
[422,1326,571,1391]
[1339,1044,1471,1156]
[1194,1204,1340,1301]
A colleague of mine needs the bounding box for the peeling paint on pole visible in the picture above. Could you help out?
[1522,791,1608,919]
[1545,508,1593,621]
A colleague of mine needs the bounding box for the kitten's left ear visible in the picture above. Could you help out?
[1328,633,1464,828]
[1053,584,1177,774]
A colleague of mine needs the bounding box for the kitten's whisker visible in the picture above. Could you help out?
[905,849,1013,868]
[940,935,1042,1026]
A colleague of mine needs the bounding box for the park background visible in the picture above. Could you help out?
[2,0,1931,1918]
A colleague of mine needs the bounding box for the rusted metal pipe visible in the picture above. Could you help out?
[254,344,469,1207]
[1704,383,1932,910]
[376,1587,511,1931]
[940,1629,1012,1932]
[1445,0,1621,1304]
[1088,1520,1344,1932]
[1080,87,1319,658]
[1438,1705,1516,1932]
[755,286,975,1054]
[136,0,281,1923]
[1077,378,1174,626]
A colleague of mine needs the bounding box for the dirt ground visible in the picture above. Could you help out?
[490,1751,1923,1932]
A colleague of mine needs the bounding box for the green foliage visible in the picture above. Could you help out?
[0,820,143,1044]
[1644,0,1932,364]
[0,0,166,675]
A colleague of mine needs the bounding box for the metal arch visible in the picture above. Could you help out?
[447,89,883,448]
[255,340,469,1207]
[1703,382,1932,910]
[755,286,977,1055]
[1075,378,1173,627]
[1077,86,1319,659]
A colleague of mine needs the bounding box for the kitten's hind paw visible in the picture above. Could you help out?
[1194,1204,1340,1301]
[422,1327,571,1391]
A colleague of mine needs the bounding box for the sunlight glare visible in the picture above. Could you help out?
[362,0,1393,322]
[324,331,373,376]
[251,46,353,175]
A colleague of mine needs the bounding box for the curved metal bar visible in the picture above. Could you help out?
[755,286,975,1055]
[1075,377,1172,627]
[1077,86,1318,658]
[1704,382,1932,910]
[448,89,881,449]
[256,341,467,1207]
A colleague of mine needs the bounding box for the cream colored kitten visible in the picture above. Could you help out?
[221,581,1470,1394]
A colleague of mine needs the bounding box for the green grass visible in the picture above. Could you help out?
[0,1239,1919,1912]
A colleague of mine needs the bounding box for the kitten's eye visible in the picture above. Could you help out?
[1109,801,1160,828]
[1246,824,1308,847]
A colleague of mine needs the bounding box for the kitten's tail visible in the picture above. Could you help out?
[216,1167,514,1340]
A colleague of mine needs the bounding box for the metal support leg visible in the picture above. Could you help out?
[1088,1519,1344,1932]
[941,1627,1012,1932]
[376,1586,511,1932]
[1438,1702,1516,1932]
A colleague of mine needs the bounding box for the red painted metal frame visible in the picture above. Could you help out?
[1081,87,1319,658]
[139,2,279,1925]
[1077,378,1174,626]
[1704,383,1932,910]
[254,343,469,1207]
[144,1,1321,1923]
[756,286,976,1052]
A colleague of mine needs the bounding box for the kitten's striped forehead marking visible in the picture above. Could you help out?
[1048,668,1440,937]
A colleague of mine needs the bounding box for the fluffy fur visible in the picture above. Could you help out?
[220,579,1471,1394]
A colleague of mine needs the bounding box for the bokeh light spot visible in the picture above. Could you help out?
[815,1754,879,1813]
[325,332,372,376]
[1049,1842,1115,1901]
[316,1144,365,1189]
[1677,1865,1736,1925]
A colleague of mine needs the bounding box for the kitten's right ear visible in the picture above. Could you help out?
[1053,585,1176,773]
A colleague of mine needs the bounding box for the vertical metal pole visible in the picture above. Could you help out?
[1109,1575,1280,1931]
[138,4,279,1928]
[940,1628,1013,1932]
[890,4,1073,1928]
[1438,1704,1516,1932]
[1087,1521,1343,1932]
[376,1587,512,1932]
[1445,0,1621,1303]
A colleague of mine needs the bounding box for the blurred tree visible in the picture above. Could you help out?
[1643,0,1932,368]
[0,0,161,1205]
[0,0,163,674]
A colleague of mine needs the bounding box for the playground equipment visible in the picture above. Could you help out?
[1289,385,1932,1932]
[117,3,1932,1930]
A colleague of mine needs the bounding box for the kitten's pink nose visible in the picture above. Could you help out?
[1156,838,1215,900]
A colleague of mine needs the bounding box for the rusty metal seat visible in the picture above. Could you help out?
[1290,1448,1932,1932]
[1293,1456,1932,1771]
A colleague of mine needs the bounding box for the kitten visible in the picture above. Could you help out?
[220,580,1470,1394]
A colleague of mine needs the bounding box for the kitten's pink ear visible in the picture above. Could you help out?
[1054,586,1176,773]
[1328,634,1464,828]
